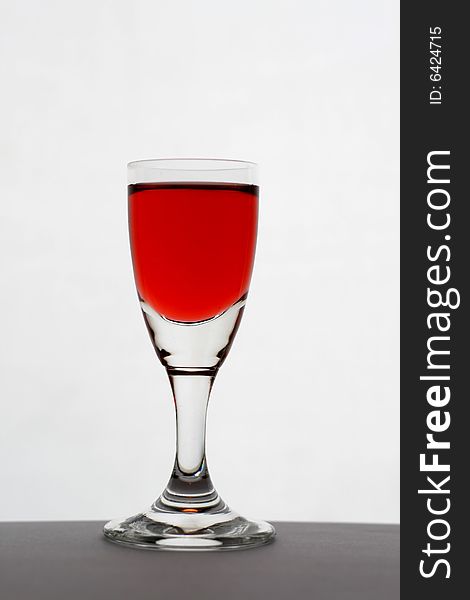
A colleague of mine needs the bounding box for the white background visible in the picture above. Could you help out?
[0,0,399,523]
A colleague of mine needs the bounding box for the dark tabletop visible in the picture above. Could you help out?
[0,521,399,600]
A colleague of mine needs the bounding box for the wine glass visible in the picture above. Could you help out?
[103,159,275,550]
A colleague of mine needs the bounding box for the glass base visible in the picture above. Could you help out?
[103,505,275,551]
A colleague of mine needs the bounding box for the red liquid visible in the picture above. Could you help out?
[128,183,258,322]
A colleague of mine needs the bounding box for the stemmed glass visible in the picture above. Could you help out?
[104,158,275,550]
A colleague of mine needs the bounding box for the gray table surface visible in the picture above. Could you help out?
[0,521,399,600]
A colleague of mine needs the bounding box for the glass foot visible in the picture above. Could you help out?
[103,505,275,551]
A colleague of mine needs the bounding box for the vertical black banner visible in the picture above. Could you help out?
[401,2,466,597]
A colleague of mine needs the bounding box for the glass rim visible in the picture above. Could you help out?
[127,158,257,172]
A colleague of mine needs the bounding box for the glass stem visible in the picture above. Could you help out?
[159,371,220,510]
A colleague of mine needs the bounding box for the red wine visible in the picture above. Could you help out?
[129,183,258,322]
